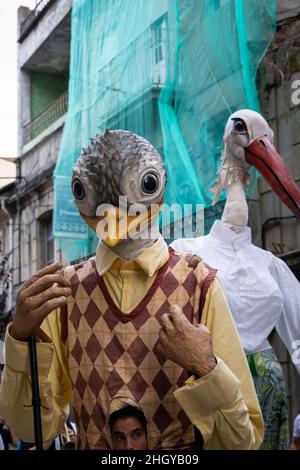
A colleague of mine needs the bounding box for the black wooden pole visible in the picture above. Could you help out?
[28,335,43,450]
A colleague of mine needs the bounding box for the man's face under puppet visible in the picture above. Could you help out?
[111,416,148,450]
[71,130,167,246]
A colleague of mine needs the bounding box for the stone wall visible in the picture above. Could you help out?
[20,124,63,182]
[253,6,300,251]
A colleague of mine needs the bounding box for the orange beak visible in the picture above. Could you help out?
[245,136,300,218]
[80,203,162,246]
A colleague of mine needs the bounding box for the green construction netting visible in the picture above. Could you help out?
[54,0,276,262]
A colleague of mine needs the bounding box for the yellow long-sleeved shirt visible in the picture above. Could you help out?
[0,235,263,449]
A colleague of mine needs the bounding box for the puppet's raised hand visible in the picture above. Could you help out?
[10,262,71,341]
[157,305,216,377]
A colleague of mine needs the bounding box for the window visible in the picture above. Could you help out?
[152,15,166,65]
[151,15,167,85]
[154,24,163,64]
[40,212,54,267]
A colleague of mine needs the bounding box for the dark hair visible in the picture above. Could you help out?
[109,405,147,434]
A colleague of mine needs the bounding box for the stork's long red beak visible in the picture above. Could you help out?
[245,136,300,218]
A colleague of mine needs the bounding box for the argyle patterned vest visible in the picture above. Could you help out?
[62,248,216,450]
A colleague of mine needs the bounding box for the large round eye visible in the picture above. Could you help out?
[233,119,247,132]
[72,178,86,200]
[141,172,159,194]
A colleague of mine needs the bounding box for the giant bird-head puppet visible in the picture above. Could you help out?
[213,109,300,227]
[71,130,166,254]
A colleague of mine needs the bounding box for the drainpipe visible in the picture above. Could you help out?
[16,158,22,290]
[8,213,13,311]
[0,199,13,312]
[261,215,296,250]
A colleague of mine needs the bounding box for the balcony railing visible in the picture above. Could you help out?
[23,17,166,144]
[23,91,68,144]
[19,0,57,42]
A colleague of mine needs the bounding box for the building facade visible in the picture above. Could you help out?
[0,0,72,325]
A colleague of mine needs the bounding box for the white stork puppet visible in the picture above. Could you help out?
[171,109,300,450]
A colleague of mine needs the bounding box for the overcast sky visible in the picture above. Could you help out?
[0,0,36,158]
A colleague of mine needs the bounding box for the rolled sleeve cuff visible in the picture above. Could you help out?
[174,357,240,416]
[5,323,54,377]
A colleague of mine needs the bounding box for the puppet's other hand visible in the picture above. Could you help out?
[10,262,71,341]
[157,304,216,377]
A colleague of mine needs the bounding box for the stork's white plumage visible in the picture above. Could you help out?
[172,109,300,372]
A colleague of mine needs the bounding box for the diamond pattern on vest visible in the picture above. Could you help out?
[70,303,82,330]
[159,271,179,298]
[104,335,125,364]
[94,437,109,449]
[75,284,91,315]
[152,370,172,400]
[88,368,104,397]
[71,338,83,365]
[85,333,102,363]
[80,403,90,432]
[91,401,106,431]
[127,336,149,367]
[182,299,196,322]
[168,251,180,269]
[69,271,80,297]
[153,405,173,433]
[154,298,171,322]
[131,307,150,331]
[127,370,149,402]
[64,254,211,449]
[75,371,86,399]
[177,409,191,433]
[177,369,189,388]
[106,369,123,397]
[84,299,101,328]
[81,272,98,296]
[152,338,167,366]
[103,309,119,331]
[182,270,198,297]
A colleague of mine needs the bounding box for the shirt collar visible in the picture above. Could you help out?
[95,233,169,277]
[209,220,252,248]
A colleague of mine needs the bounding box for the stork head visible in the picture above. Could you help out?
[213,109,300,218]
[71,130,166,247]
